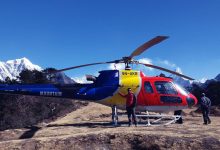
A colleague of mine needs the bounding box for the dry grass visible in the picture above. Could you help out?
[0,102,220,150]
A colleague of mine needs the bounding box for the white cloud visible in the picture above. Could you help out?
[137,58,154,71]
[157,59,184,75]
[158,60,177,68]
[138,58,152,65]
[175,67,183,74]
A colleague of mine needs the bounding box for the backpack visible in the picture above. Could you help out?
[201,97,211,108]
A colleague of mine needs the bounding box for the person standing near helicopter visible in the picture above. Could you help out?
[200,93,211,125]
[119,88,137,127]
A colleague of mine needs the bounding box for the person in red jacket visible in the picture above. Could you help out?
[119,88,137,127]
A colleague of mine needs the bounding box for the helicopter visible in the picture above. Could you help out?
[0,36,197,126]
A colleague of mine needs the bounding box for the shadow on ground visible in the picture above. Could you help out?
[46,121,136,128]
[19,126,41,139]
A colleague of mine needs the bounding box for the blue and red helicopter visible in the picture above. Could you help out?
[0,36,197,124]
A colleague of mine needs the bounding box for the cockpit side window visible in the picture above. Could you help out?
[144,81,154,93]
[154,81,178,95]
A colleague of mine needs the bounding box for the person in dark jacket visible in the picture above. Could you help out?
[200,93,211,125]
[119,88,137,127]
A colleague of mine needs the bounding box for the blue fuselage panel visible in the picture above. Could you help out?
[0,70,120,101]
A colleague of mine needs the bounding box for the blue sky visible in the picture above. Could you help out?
[0,0,220,81]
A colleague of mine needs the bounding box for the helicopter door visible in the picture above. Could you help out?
[143,81,158,105]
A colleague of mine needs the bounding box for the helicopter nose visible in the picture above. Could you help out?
[186,96,197,107]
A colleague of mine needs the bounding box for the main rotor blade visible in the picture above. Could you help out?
[48,60,122,74]
[139,62,194,80]
[129,36,169,58]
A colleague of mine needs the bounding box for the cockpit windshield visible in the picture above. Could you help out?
[155,81,178,95]
[174,83,190,96]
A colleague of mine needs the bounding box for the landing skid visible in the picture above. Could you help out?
[137,112,181,126]
[111,106,181,126]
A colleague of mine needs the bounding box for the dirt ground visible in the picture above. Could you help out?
[0,102,220,150]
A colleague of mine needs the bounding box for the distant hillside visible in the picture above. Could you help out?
[0,94,88,131]
[215,74,220,81]
[201,74,220,88]
[191,79,220,106]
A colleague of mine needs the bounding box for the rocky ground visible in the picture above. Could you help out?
[0,102,220,150]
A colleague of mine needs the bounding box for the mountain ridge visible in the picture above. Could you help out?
[0,57,41,81]
[0,57,75,84]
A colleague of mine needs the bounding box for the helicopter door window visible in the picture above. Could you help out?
[144,81,154,93]
[155,81,178,95]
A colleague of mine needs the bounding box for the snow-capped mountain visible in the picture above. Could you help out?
[171,73,220,89]
[0,57,76,84]
[0,57,42,81]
